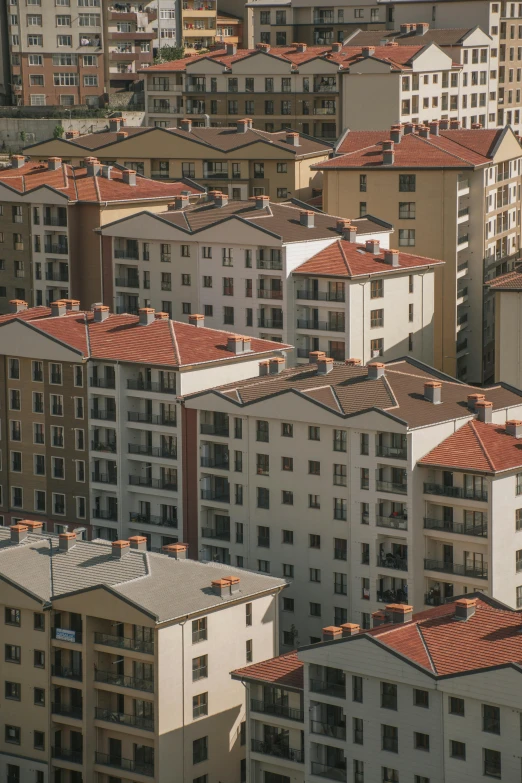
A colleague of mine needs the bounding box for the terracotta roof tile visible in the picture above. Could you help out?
[231,651,303,689]
[348,27,475,47]
[488,266,522,291]
[419,419,522,473]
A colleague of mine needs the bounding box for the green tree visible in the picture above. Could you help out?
[53,124,65,139]
[154,45,185,63]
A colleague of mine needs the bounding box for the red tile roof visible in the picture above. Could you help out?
[293,238,443,278]
[0,308,289,367]
[419,419,522,473]
[0,161,203,203]
[314,128,505,170]
[488,266,522,291]
[231,651,303,689]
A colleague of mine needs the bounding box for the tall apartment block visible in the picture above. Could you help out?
[0,155,203,312]
[316,124,522,383]
[234,594,522,783]
[183,355,522,647]
[0,300,288,549]
[0,524,285,783]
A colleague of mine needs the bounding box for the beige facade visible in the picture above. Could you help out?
[488,267,522,385]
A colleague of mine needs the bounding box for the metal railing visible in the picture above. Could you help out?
[129,444,177,459]
[51,702,83,719]
[309,679,346,698]
[376,445,407,459]
[44,243,68,254]
[423,483,488,501]
[296,319,345,332]
[95,706,154,730]
[95,669,154,692]
[310,719,346,740]
[310,761,347,781]
[258,288,283,299]
[376,515,408,530]
[91,409,117,421]
[91,441,117,453]
[114,277,140,288]
[128,412,176,426]
[200,422,229,436]
[200,455,229,468]
[95,751,154,777]
[201,488,230,502]
[92,473,117,485]
[376,480,407,495]
[114,249,139,260]
[424,558,488,579]
[201,527,230,541]
[128,475,177,491]
[90,377,116,388]
[52,665,82,681]
[44,216,67,227]
[257,258,283,270]
[51,627,82,643]
[251,739,304,763]
[94,632,154,654]
[424,517,487,537]
[129,512,177,528]
[258,319,283,329]
[92,509,117,522]
[52,747,82,764]
[45,271,69,282]
[250,699,303,722]
[377,556,408,572]
[127,379,176,394]
[296,290,345,301]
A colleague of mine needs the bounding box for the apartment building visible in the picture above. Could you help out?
[0,155,204,312]
[315,123,522,383]
[233,594,522,783]
[0,524,286,783]
[182,355,522,647]
[180,0,218,52]
[0,300,289,548]
[102,0,155,92]
[217,12,243,47]
[487,264,522,385]
[24,121,332,202]
[96,194,436,359]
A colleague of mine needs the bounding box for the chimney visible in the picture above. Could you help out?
[48,157,62,171]
[223,575,240,594]
[112,540,130,559]
[372,610,388,628]
[51,301,67,317]
[109,117,123,132]
[337,218,351,234]
[400,23,412,34]
[189,313,205,328]
[86,159,101,176]
[365,239,380,254]
[129,535,148,550]
[256,42,270,52]
[227,335,244,354]
[309,350,326,364]
[345,358,361,366]
[424,380,442,404]
[59,532,77,552]
[390,124,403,144]
[331,41,342,53]
[382,139,395,165]
[236,119,249,134]
[472,122,483,129]
[23,520,44,534]
[294,42,307,53]
[385,40,399,47]
[255,195,270,210]
[122,169,136,186]
[180,118,192,132]
[341,623,360,637]
[343,225,358,243]
[10,524,28,544]
[475,400,493,423]
[384,248,399,267]
[214,192,229,207]
[62,299,80,312]
[242,337,251,353]
[506,419,522,438]
[173,194,190,210]
[244,118,253,130]
[454,598,477,621]
[155,311,169,320]
[429,120,440,136]
[269,357,285,374]
[212,578,232,597]
[439,118,450,130]
[259,360,270,376]
[139,307,155,326]
[117,131,129,141]
[65,129,79,139]
[10,155,25,169]
[93,304,110,323]
[450,119,461,130]
[9,299,27,314]
[367,361,385,380]
[286,131,300,146]
[163,543,187,559]
[362,46,375,58]
[317,356,334,375]
[415,22,429,34]
[322,626,342,641]
[403,122,415,134]
[419,125,430,139]
[467,393,485,411]
[101,165,112,180]
[226,42,237,55]
[300,210,315,228]
[386,603,413,623]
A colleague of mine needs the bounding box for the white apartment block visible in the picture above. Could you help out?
[233,594,522,783]
[0,523,285,783]
[182,356,522,650]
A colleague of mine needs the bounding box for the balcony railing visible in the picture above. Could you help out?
[95,706,154,731]
[45,271,69,282]
[201,488,230,502]
[127,379,176,394]
[376,480,407,495]
[128,475,178,491]
[377,591,408,605]
[92,473,117,485]
[200,422,229,436]
[129,444,177,459]
[258,288,283,299]
[258,319,283,329]
[309,679,346,698]
[51,702,83,719]
[251,739,304,763]
[296,289,345,302]
[51,665,82,681]
[44,242,68,255]
[376,445,407,460]
[424,517,487,537]
[310,720,346,740]
[114,249,139,260]
[128,412,176,426]
[296,319,345,332]
[95,752,154,777]
[95,669,154,692]
[377,555,408,572]
[52,747,83,764]
[424,558,488,579]
[44,216,67,227]
[129,512,177,528]
[91,441,117,453]
[94,632,154,654]
[257,258,283,270]
[92,509,118,521]
[310,761,347,781]
[200,455,229,468]
[250,699,303,722]
[91,409,117,421]
[201,526,230,540]
[423,483,488,502]
[425,592,445,606]
[115,276,140,288]
[90,377,116,389]
[376,515,408,530]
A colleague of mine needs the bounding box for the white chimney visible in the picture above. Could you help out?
[59,532,77,552]
[300,210,315,228]
[317,357,334,375]
[236,119,249,133]
[367,362,385,380]
[365,239,380,254]
[9,299,27,313]
[269,357,285,374]
[424,381,442,404]
[189,314,205,327]
[10,155,25,169]
[112,540,130,559]
[384,249,400,267]
[139,307,155,326]
[51,301,67,317]
[286,131,300,146]
[180,118,192,133]
[93,305,110,322]
[10,524,28,544]
[163,543,187,559]
[129,535,148,550]
[48,157,62,171]
[506,419,522,438]
[475,400,493,423]
[122,169,136,186]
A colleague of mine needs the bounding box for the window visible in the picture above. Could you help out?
[34,730,45,751]
[283,563,294,578]
[414,732,429,751]
[334,538,347,560]
[450,740,466,760]
[483,704,500,734]
[193,692,208,719]
[414,689,429,708]
[310,568,321,582]
[484,748,501,778]
[181,273,191,285]
[399,229,415,246]
[282,597,294,611]
[333,464,347,486]
[192,617,207,643]
[281,422,293,437]
[360,433,369,455]
[310,602,321,617]
[282,490,293,505]
[382,724,398,753]
[333,429,347,452]
[34,650,45,668]
[309,460,320,475]
[352,675,363,702]
[381,682,397,710]
[192,655,208,681]
[371,280,383,299]
[256,420,269,442]
[449,697,465,716]
[309,426,320,441]
[5,644,21,663]
[223,306,234,325]
[5,608,20,626]
[257,488,269,509]
[34,613,44,631]
[193,737,208,765]
[399,202,416,219]
[257,559,270,573]
[8,358,19,379]
[309,534,321,549]
[334,498,347,520]
[5,725,20,745]
[309,494,320,509]
[5,682,21,701]
[399,174,416,192]
[282,456,293,471]
[334,572,347,595]
[360,468,369,489]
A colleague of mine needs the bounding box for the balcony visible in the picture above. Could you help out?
[257,258,283,271]
[310,761,347,781]
[296,290,345,302]
[250,699,303,722]
[376,445,407,460]
[424,517,487,537]
[95,752,154,777]
[115,276,140,288]
[114,249,139,260]
[310,720,346,740]
[423,483,488,502]
[94,632,154,654]
[129,512,177,528]
[51,665,82,681]
[92,509,118,521]
[91,377,116,389]
[92,473,117,485]
[200,422,229,437]
[129,475,178,491]
[44,216,67,227]
[375,515,408,531]
[376,480,407,495]
[313,107,336,115]
[128,412,176,426]
[91,441,117,453]
[95,706,154,731]
[201,526,230,541]
[201,488,230,502]
[200,455,229,469]
[127,379,176,394]
[52,703,83,720]
[91,409,117,421]
[44,242,68,255]
[95,670,154,692]
[258,319,283,329]
[424,559,488,579]
[377,555,408,572]
[258,288,283,299]
[52,747,83,765]
[45,271,69,282]
[309,679,346,699]
[296,319,344,332]
[424,592,445,606]
[129,444,177,460]
[251,739,304,763]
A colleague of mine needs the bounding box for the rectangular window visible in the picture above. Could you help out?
[381,682,397,710]
[450,740,466,760]
[5,644,21,663]
[192,655,208,681]
[483,704,500,734]
[399,174,416,192]
[5,608,20,627]
[192,617,207,644]
[371,280,384,299]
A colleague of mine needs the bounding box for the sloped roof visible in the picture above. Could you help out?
[488,266,522,291]
[419,419,522,473]
[348,27,477,48]
[232,651,303,689]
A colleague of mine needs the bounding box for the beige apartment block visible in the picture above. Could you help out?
[315,123,522,383]
[0,154,203,312]
[0,523,286,783]
[102,0,155,92]
[182,356,522,647]
[487,265,522,384]
[24,120,331,202]
[181,0,218,52]
[234,594,522,783]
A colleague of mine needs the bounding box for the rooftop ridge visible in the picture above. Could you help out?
[469,419,497,471]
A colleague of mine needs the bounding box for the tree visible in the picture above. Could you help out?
[154,45,185,63]
[53,124,65,139]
